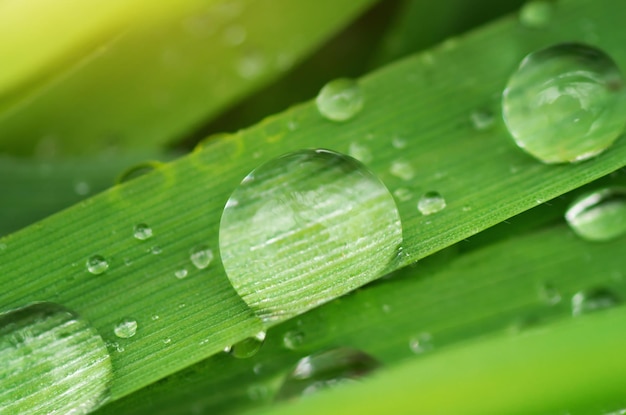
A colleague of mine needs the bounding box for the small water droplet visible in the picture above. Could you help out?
[219,149,402,323]
[519,1,554,28]
[391,135,408,149]
[540,283,562,305]
[175,268,188,279]
[86,255,109,275]
[222,24,247,46]
[417,191,446,215]
[163,337,172,345]
[0,303,112,413]
[237,50,267,79]
[151,314,159,321]
[149,245,162,255]
[247,384,270,402]
[190,245,214,269]
[315,78,364,122]
[393,187,413,202]
[123,257,133,266]
[381,304,392,313]
[108,341,125,353]
[276,348,380,400]
[502,43,626,163]
[286,120,299,131]
[282,330,305,350]
[228,331,266,359]
[571,288,620,316]
[389,160,415,181]
[470,110,495,131]
[116,161,161,184]
[133,223,153,241]
[74,180,91,196]
[409,332,434,354]
[348,141,373,164]
[565,187,626,241]
[114,319,138,339]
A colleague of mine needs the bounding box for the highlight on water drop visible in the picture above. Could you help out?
[502,43,626,163]
[316,78,364,122]
[276,347,380,401]
[565,187,626,241]
[0,302,112,414]
[219,149,402,323]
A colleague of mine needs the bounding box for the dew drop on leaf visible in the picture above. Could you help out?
[227,331,266,359]
[316,78,364,122]
[565,187,626,241]
[275,347,380,401]
[417,191,446,215]
[519,1,554,28]
[219,149,402,323]
[133,223,153,241]
[86,255,109,275]
[571,287,620,316]
[114,319,138,339]
[190,245,214,270]
[502,43,626,163]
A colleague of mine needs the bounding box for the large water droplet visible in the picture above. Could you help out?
[114,319,138,339]
[0,303,112,414]
[226,331,266,359]
[316,79,364,122]
[133,223,153,241]
[571,288,620,316]
[417,191,446,215]
[502,43,626,163]
[86,255,109,275]
[220,149,402,323]
[565,187,626,241]
[519,1,554,28]
[190,245,214,270]
[276,347,380,400]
